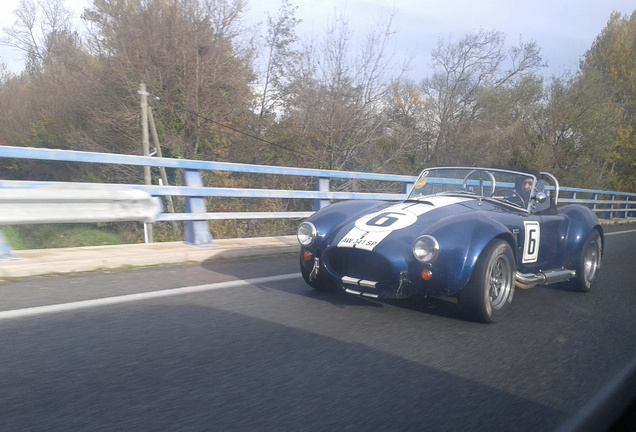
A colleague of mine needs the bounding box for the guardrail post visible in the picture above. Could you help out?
[606,194,614,220]
[183,170,214,246]
[0,231,15,260]
[402,182,414,195]
[314,178,330,211]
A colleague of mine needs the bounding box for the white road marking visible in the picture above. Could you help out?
[605,228,636,236]
[0,273,301,320]
[2,226,632,320]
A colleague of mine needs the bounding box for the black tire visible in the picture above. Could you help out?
[568,229,602,292]
[300,261,335,292]
[459,239,515,323]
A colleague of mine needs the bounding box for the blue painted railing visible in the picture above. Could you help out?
[559,187,636,220]
[0,146,634,245]
[0,146,414,244]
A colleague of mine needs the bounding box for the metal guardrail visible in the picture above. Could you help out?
[0,146,415,246]
[0,146,634,247]
[559,187,636,220]
[0,184,161,225]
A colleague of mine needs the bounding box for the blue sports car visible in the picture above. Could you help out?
[297,167,603,322]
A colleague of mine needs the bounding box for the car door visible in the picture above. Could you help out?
[537,214,568,269]
[516,214,543,272]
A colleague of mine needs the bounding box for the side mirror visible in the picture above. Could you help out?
[534,192,547,203]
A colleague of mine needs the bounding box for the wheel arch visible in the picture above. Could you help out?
[429,214,517,295]
[560,205,604,268]
[457,237,517,323]
[458,230,517,290]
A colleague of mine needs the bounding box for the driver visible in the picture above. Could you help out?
[514,177,533,206]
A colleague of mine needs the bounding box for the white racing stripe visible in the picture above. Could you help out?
[409,195,473,212]
[0,273,301,321]
[337,196,471,251]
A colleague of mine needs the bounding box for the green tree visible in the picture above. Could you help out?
[82,0,256,164]
[0,0,107,182]
[465,74,545,169]
[579,11,636,191]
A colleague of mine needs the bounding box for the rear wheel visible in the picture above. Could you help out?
[568,230,602,292]
[459,239,515,323]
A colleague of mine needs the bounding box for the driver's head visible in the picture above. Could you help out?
[522,178,533,192]
[516,177,533,197]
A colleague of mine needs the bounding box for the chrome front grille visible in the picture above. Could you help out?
[327,248,392,283]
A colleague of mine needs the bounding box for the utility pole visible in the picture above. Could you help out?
[140,83,153,243]
[148,105,180,239]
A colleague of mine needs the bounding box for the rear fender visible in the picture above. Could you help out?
[560,205,603,268]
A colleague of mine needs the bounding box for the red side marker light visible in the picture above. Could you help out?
[304,251,313,261]
[421,270,433,280]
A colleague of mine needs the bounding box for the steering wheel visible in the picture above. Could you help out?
[462,170,496,195]
[491,188,526,207]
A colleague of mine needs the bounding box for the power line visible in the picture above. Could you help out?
[153,96,305,156]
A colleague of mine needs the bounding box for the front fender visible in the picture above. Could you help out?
[426,212,515,296]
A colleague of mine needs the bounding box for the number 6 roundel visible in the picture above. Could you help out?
[522,221,540,263]
[354,210,418,232]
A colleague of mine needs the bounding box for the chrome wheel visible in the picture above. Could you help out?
[459,239,515,323]
[583,237,601,283]
[488,254,513,310]
[570,230,602,292]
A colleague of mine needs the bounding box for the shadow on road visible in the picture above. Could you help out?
[0,301,565,432]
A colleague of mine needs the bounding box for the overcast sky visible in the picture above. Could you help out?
[1,0,634,80]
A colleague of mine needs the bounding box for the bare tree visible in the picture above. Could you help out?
[286,9,406,173]
[1,0,75,72]
[256,0,301,129]
[376,78,433,173]
[420,30,544,164]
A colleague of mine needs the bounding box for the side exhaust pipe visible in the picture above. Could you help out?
[516,269,576,289]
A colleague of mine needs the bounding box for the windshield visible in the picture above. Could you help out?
[407,167,537,211]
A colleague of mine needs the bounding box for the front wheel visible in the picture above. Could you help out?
[458,239,515,323]
[568,230,602,292]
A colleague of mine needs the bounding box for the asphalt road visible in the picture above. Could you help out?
[0,225,635,431]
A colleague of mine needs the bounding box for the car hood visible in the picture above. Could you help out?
[329,195,475,252]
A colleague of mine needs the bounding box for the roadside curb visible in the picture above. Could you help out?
[0,236,299,279]
[1,218,633,279]
[598,218,636,226]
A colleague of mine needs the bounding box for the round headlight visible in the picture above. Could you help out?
[413,235,439,263]
[297,222,317,246]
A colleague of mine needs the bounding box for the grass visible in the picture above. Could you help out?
[0,224,137,250]
[0,219,298,250]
